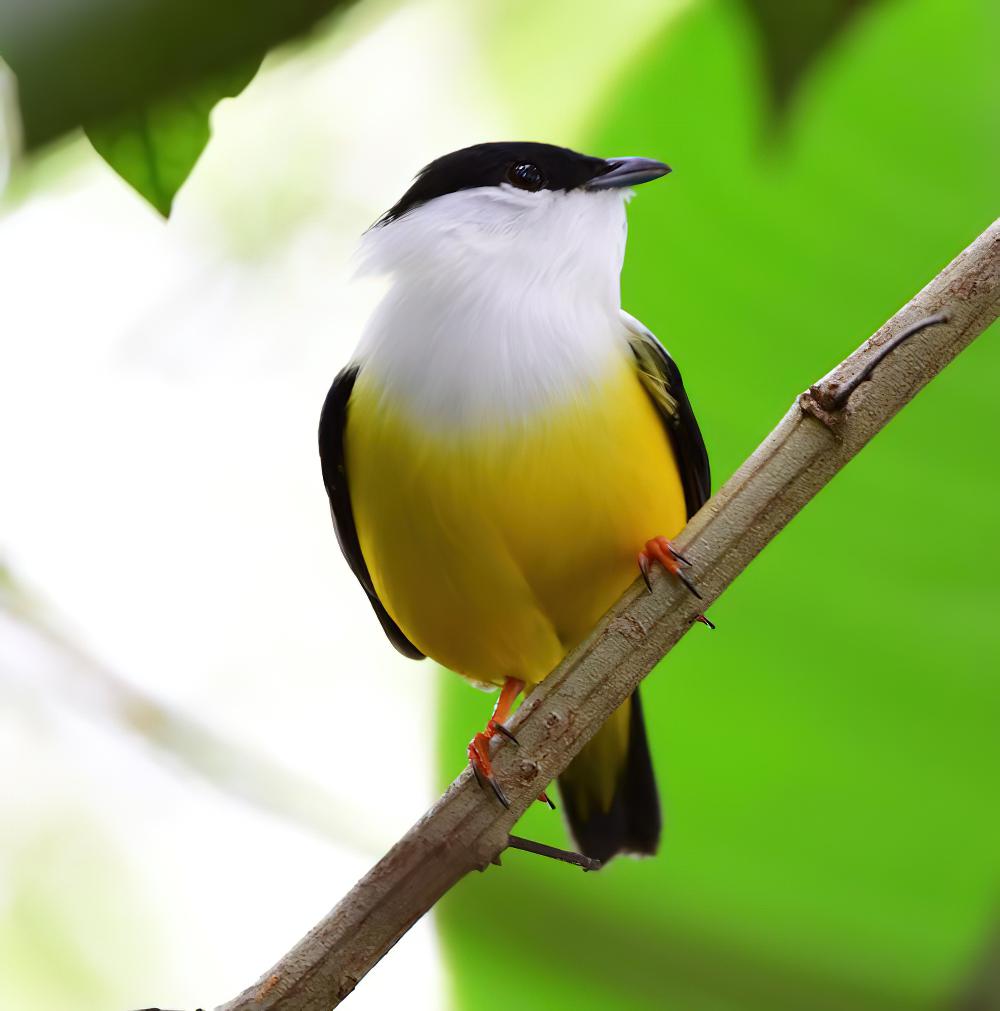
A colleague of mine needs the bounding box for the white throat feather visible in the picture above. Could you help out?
[350,185,633,431]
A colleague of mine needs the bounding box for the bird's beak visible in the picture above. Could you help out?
[586,157,671,190]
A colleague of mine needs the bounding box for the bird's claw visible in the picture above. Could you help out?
[638,552,654,592]
[471,756,510,808]
[676,567,703,601]
[469,730,511,808]
[490,720,519,745]
[466,677,529,811]
[638,536,703,600]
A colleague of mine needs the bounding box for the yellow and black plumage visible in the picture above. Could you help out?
[318,142,709,863]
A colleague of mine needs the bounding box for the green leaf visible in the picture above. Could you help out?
[84,60,261,217]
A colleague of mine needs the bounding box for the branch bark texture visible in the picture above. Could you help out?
[218,219,1000,1011]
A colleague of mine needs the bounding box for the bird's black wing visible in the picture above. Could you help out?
[318,365,425,660]
[623,313,711,517]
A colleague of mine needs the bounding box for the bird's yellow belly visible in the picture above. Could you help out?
[345,361,688,687]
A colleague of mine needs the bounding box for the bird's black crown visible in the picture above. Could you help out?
[376,142,612,226]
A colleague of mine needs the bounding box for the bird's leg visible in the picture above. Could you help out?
[469,677,523,808]
[638,535,702,600]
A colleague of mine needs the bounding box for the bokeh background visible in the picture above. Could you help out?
[1,1,997,1010]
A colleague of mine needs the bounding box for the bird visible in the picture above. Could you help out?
[318,141,710,864]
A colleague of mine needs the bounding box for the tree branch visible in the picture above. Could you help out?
[216,219,1000,1011]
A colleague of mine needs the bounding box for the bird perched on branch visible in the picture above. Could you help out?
[319,142,709,864]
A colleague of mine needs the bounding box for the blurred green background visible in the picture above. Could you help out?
[1,1,997,1009]
[438,2,1000,1009]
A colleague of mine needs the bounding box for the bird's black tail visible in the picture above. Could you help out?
[557,689,660,865]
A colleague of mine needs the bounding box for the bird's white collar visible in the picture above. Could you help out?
[350,186,633,431]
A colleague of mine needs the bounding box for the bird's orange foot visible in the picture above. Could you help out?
[468,677,523,809]
[638,536,702,600]
[468,730,511,808]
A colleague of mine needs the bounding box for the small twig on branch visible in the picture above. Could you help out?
[214,219,999,1011]
[506,834,602,871]
[812,309,951,411]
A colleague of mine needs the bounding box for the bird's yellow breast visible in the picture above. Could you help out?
[345,356,687,687]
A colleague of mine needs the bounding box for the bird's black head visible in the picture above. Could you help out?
[376,142,670,226]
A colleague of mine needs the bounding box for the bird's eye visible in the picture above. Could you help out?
[506,162,545,191]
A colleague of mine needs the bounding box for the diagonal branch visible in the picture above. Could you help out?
[216,219,1000,1011]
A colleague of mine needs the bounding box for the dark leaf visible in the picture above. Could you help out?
[0,0,354,149]
[740,0,881,120]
